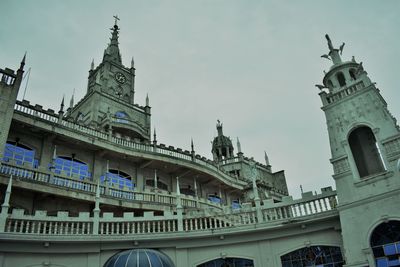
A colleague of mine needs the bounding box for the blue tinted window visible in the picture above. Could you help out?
[208,195,221,204]
[51,156,91,180]
[100,169,135,189]
[384,244,396,256]
[377,258,388,267]
[115,111,129,124]
[3,142,38,168]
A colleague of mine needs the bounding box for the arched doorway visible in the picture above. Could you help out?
[348,126,385,178]
[370,220,400,267]
[280,246,344,267]
[197,257,254,267]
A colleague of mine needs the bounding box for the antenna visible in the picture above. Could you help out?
[22,67,31,100]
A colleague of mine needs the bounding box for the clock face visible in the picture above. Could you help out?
[115,72,126,84]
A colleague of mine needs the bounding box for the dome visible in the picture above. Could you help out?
[103,249,175,267]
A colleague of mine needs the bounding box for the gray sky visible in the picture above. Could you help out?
[1,1,399,198]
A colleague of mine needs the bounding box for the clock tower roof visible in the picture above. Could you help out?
[103,16,122,65]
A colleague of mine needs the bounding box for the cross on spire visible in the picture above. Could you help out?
[113,15,120,26]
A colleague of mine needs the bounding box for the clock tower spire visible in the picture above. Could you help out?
[68,17,150,143]
[103,15,122,65]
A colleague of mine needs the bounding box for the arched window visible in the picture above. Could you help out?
[208,194,222,204]
[101,169,134,189]
[349,69,357,80]
[3,141,38,168]
[53,156,91,180]
[348,126,385,178]
[146,179,168,191]
[327,79,333,88]
[337,72,346,87]
[197,257,254,267]
[281,246,344,267]
[115,111,129,124]
[370,221,400,267]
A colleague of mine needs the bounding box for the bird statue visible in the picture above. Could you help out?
[339,42,345,55]
[315,84,326,90]
[321,54,331,60]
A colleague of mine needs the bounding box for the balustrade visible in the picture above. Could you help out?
[13,102,241,186]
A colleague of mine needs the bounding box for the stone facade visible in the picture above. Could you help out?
[0,24,399,267]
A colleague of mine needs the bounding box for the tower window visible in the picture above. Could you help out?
[349,68,357,80]
[337,72,346,87]
[348,126,385,178]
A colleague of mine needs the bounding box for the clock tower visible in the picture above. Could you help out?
[68,17,151,142]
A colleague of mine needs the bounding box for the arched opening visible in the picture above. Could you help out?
[337,72,346,87]
[3,141,38,168]
[101,169,135,189]
[327,79,333,88]
[52,156,91,180]
[349,68,357,80]
[281,246,344,267]
[197,257,254,267]
[146,179,168,191]
[348,126,385,178]
[370,220,400,267]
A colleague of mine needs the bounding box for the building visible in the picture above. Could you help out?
[0,20,399,267]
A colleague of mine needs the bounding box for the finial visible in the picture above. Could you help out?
[60,96,65,112]
[146,93,149,106]
[19,52,26,70]
[325,34,334,51]
[90,59,94,70]
[264,151,270,166]
[53,145,57,160]
[191,138,194,152]
[69,89,75,109]
[113,15,120,27]
[216,120,223,136]
[323,34,342,65]
[339,42,345,55]
[153,128,157,142]
[131,57,135,69]
[237,137,242,154]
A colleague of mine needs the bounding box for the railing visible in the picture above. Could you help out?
[0,190,338,236]
[0,68,16,86]
[0,162,226,210]
[13,101,243,186]
[326,81,365,104]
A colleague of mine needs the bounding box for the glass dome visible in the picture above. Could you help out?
[103,249,175,267]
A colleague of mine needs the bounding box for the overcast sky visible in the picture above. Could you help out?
[1,1,399,198]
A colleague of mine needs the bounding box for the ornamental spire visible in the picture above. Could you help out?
[103,16,122,64]
[321,34,343,65]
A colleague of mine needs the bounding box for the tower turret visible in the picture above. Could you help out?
[211,120,234,162]
[318,35,400,267]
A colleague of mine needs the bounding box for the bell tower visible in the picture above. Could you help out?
[318,35,400,266]
[68,17,151,142]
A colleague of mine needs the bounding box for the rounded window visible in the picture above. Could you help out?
[370,221,400,267]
